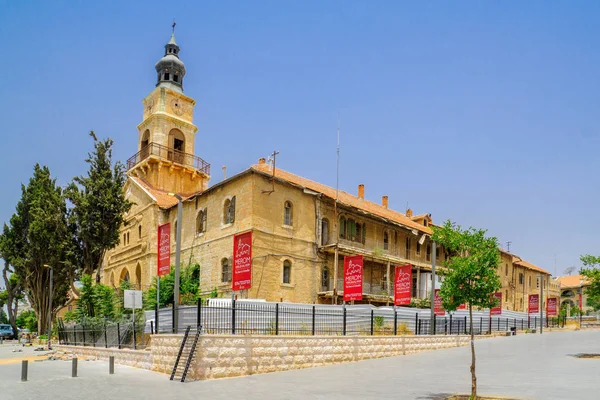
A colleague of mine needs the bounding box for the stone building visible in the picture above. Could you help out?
[557,275,592,315]
[99,31,556,309]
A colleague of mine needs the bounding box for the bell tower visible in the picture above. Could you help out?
[127,26,210,194]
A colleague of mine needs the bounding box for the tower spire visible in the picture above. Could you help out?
[155,24,185,92]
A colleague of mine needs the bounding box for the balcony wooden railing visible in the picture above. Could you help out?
[127,142,210,176]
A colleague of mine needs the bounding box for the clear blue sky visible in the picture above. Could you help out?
[1,1,599,275]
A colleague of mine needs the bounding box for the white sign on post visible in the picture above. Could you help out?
[124,290,143,309]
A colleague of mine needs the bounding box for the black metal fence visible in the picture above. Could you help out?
[151,299,567,336]
[57,300,567,349]
[57,319,148,349]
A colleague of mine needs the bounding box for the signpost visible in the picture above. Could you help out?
[124,290,142,348]
[343,255,363,302]
[394,264,412,306]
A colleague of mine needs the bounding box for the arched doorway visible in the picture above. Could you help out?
[168,129,185,163]
[141,130,150,159]
[120,268,130,283]
[135,263,142,290]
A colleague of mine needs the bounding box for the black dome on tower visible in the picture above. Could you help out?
[155,29,186,93]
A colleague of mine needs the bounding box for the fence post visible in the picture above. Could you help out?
[82,323,86,347]
[133,319,137,350]
[444,318,447,335]
[393,310,398,336]
[73,326,76,346]
[497,318,500,331]
[528,316,530,329]
[479,317,482,334]
[172,304,176,334]
[514,318,516,330]
[489,317,492,334]
[312,305,316,336]
[370,310,374,336]
[117,323,121,349]
[155,305,159,334]
[464,316,467,335]
[197,298,202,332]
[104,320,108,348]
[231,299,236,335]
[418,319,421,335]
[275,303,279,336]
[449,315,453,334]
[534,316,537,329]
[343,307,347,336]
[433,315,436,335]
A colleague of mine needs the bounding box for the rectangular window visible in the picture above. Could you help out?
[222,260,232,283]
[505,263,508,276]
[405,237,411,257]
[519,273,524,285]
[436,246,440,260]
[416,242,421,255]
[426,244,431,261]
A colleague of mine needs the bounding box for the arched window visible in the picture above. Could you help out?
[283,260,292,284]
[223,197,236,224]
[284,201,293,226]
[339,216,346,239]
[120,268,130,283]
[321,267,330,290]
[197,209,207,234]
[221,258,232,283]
[135,264,142,289]
[168,129,185,163]
[383,231,389,250]
[141,130,150,159]
[321,219,329,245]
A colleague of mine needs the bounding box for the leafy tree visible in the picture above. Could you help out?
[0,165,76,334]
[144,264,201,310]
[0,308,8,324]
[0,259,25,337]
[579,255,600,311]
[432,221,502,400]
[16,310,38,332]
[66,132,132,278]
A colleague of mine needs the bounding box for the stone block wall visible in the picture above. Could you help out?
[58,334,487,381]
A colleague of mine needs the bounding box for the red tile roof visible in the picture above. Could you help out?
[130,176,199,209]
[251,163,432,234]
[557,275,590,288]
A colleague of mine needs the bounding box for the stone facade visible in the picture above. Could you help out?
[59,333,491,381]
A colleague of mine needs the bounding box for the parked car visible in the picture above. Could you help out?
[0,324,16,340]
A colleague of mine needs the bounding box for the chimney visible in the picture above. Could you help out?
[382,195,388,208]
[258,157,266,164]
[406,208,413,217]
[358,184,365,199]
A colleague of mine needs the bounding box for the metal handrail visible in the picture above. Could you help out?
[127,142,210,176]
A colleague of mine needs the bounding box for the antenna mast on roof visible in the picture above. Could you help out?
[506,241,512,253]
[261,150,279,195]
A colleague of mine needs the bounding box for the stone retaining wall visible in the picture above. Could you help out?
[58,334,487,381]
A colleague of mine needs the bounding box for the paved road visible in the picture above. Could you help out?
[2,331,599,400]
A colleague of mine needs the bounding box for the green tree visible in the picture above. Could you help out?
[144,264,201,310]
[70,274,117,322]
[579,255,600,311]
[432,221,502,400]
[16,310,38,332]
[0,259,25,337]
[66,131,132,278]
[0,165,76,334]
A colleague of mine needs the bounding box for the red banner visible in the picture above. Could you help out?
[434,289,445,316]
[232,231,252,291]
[547,297,557,316]
[528,294,539,314]
[490,292,502,316]
[157,223,171,276]
[343,255,363,302]
[457,304,467,310]
[394,264,412,306]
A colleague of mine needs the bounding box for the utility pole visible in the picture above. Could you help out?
[539,275,544,334]
[168,193,183,333]
[430,241,437,335]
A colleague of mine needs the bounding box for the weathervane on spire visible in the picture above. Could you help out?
[172,20,176,33]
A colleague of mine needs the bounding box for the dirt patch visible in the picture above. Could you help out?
[446,397,518,400]
[573,353,600,359]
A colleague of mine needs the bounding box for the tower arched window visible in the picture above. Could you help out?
[284,201,293,226]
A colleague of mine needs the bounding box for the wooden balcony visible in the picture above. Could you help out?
[127,142,210,176]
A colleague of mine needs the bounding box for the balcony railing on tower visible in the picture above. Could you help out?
[127,142,210,176]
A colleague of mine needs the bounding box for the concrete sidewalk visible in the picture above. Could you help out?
[1,330,599,400]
